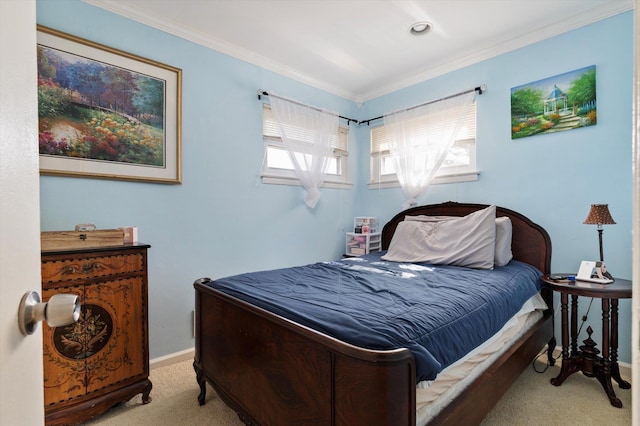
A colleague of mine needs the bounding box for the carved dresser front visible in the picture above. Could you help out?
[41,243,152,425]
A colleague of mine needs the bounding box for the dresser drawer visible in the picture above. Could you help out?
[41,251,145,284]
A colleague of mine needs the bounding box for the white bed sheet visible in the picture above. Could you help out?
[415,293,548,425]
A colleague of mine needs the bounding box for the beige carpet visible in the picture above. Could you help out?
[82,358,631,425]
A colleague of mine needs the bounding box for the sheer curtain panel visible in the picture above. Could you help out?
[383,91,476,208]
[269,94,339,208]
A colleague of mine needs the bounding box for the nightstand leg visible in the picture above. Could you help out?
[595,299,622,408]
[570,295,578,356]
[597,360,622,408]
[560,293,570,359]
[595,362,623,408]
[551,358,580,386]
[610,298,631,389]
[611,363,631,389]
[551,293,578,386]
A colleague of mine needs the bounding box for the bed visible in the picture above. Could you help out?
[193,202,555,425]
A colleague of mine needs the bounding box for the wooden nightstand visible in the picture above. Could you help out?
[541,274,631,408]
[41,243,152,425]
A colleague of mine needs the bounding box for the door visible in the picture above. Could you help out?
[0,0,45,425]
[633,1,639,423]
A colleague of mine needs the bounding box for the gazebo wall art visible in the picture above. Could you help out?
[510,65,596,139]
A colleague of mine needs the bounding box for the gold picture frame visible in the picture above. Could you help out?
[37,25,182,184]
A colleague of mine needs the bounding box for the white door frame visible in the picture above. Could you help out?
[632,0,639,424]
[0,0,45,424]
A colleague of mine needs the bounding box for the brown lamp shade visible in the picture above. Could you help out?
[583,204,616,225]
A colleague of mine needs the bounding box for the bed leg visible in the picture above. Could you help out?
[547,337,556,366]
[193,361,207,405]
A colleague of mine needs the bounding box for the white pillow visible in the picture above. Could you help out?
[404,212,513,267]
[494,216,513,267]
[382,205,497,269]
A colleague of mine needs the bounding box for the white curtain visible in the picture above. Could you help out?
[269,94,339,208]
[383,91,476,208]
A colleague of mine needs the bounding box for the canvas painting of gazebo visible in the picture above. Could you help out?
[510,65,596,139]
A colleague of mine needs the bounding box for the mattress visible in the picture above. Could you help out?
[415,293,547,425]
[206,252,543,382]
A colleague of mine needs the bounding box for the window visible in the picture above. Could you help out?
[262,104,351,188]
[369,102,478,188]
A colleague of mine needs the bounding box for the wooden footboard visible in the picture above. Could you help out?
[194,278,416,426]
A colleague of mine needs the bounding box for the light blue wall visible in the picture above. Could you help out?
[37,0,359,359]
[38,1,634,364]
[357,13,634,364]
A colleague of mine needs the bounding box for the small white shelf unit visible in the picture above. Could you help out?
[353,217,378,234]
[345,232,381,256]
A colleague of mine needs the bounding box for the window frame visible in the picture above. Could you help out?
[261,104,352,189]
[368,102,479,189]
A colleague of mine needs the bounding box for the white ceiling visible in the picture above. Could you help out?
[85,0,632,103]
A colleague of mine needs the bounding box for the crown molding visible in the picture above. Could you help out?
[84,0,632,104]
[358,2,633,102]
[83,0,358,100]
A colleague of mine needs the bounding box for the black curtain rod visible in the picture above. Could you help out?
[358,85,486,126]
[257,90,359,125]
[258,84,485,127]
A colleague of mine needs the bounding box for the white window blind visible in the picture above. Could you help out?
[262,104,350,187]
[370,101,478,187]
[371,102,476,155]
[263,105,348,153]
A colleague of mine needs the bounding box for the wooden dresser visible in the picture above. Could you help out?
[41,243,152,425]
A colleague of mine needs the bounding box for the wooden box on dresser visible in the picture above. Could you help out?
[40,243,152,425]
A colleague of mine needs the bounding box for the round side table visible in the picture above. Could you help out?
[540,275,631,408]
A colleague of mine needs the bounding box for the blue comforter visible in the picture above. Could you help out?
[206,253,542,382]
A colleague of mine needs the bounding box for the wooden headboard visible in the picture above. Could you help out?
[381,201,552,275]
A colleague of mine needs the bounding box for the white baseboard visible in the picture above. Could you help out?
[150,347,195,370]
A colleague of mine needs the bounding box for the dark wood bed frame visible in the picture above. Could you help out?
[193,202,555,425]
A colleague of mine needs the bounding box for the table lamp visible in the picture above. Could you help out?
[583,204,616,262]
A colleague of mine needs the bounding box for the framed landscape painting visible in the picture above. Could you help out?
[37,26,182,183]
[510,65,596,140]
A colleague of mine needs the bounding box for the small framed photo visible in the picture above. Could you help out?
[37,26,182,184]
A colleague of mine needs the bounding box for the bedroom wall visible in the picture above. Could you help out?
[37,1,634,365]
[356,12,634,364]
[36,0,359,360]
